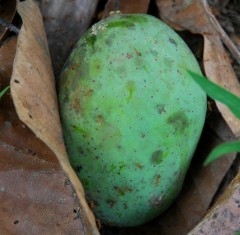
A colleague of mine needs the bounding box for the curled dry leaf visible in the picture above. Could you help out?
[188,172,240,235]
[156,0,240,137]
[0,30,85,234]
[10,0,99,234]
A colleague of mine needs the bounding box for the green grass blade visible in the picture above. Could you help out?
[203,141,240,166]
[188,71,240,119]
[0,86,10,99]
[188,71,240,165]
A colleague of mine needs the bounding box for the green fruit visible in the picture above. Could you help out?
[58,13,206,227]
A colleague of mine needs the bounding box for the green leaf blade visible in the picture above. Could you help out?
[188,70,240,119]
[0,86,10,99]
[203,141,240,166]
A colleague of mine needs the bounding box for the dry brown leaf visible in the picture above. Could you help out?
[39,0,99,76]
[10,0,99,234]
[189,172,240,235]
[156,0,240,137]
[0,29,85,234]
[102,0,150,17]
[0,36,17,80]
[0,142,84,234]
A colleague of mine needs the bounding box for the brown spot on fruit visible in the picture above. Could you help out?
[167,111,189,133]
[169,37,177,47]
[84,88,94,96]
[126,53,133,59]
[106,199,117,208]
[113,186,132,196]
[95,115,104,125]
[134,48,142,56]
[151,149,164,165]
[154,174,161,185]
[156,104,166,114]
[135,162,144,169]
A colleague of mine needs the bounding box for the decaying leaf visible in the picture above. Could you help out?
[0,36,17,79]
[0,26,86,234]
[156,0,240,137]
[189,172,240,235]
[10,0,99,234]
[2,0,239,234]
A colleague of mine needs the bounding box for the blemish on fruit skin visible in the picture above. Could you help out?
[119,14,149,24]
[167,111,189,133]
[69,63,80,71]
[141,132,145,138]
[151,149,164,165]
[75,165,83,173]
[135,162,144,169]
[84,89,94,96]
[126,80,135,101]
[81,178,90,188]
[126,53,133,59]
[149,195,164,208]
[86,34,97,49]
[113,186,133,196]
[169,37,177,47]
[156,104,166,114]
[109,162,126,175]
[154,174,161,185]
[107,20,135,29]
[71,125,86,136]
[134,48,142,56]
[106,199,117,208]
[70,97,81,114]
[95,115,104,125]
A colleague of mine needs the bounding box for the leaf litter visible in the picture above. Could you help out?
[0,24,85,235]
[1,0,240,234]
[8,0,99,234]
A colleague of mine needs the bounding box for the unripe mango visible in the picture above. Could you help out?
[58,14,206,227]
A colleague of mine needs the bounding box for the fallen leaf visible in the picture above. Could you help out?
[102,0,150,18]
[0,32,86,234]
[0,146,84,234]
[10,0,99,234]
[0,36,17,80]
[188,172,240,235]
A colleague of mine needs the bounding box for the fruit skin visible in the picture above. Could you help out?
[58,14,206,227]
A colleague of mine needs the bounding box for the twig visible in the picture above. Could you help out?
[0,17,20,34]
[202,0,240,64]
